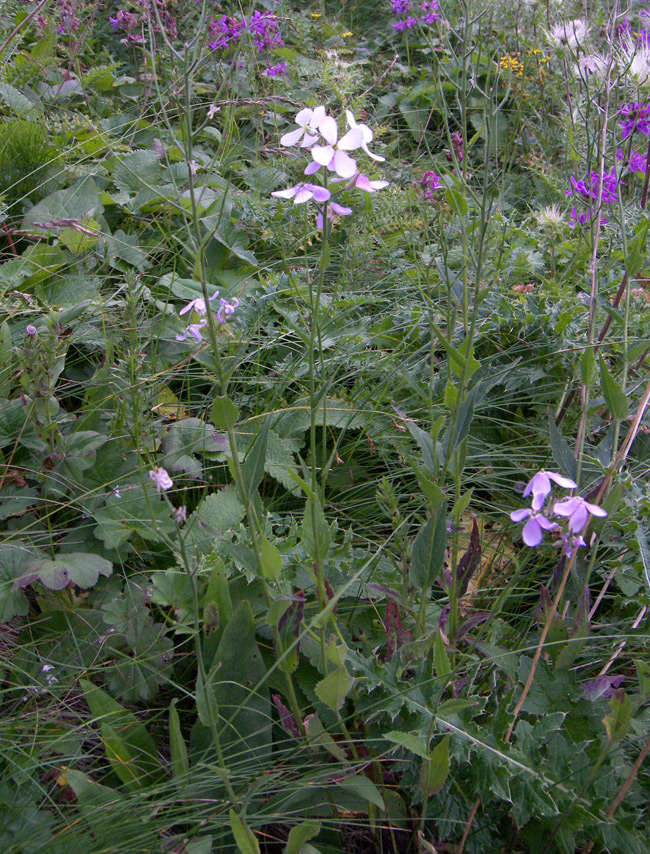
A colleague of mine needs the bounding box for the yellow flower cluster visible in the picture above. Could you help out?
[500,53,524,76]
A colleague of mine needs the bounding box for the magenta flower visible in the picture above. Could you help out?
[272,182,331,204]
[149,466,173,492]
[619,102,650,139]
[523,470,578,511]
[617,147,647,173]
[510,508,559,547]
[553,496,607,532]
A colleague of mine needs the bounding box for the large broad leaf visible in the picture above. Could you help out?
[22,552,112,590]
[192,601,271,768]
[80,679,163,790]
[22,178,104,231]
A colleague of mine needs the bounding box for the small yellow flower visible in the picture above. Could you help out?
[499,54,524,76]
[310,12,321,17]
[341,31,353,38]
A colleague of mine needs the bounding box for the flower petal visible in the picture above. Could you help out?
[510,508,532,522]
[522,517,544,547]
[310,185,331,202]
[304,160,321,175]
[331,149,358,178]
[311,145,334,166]
[293,185,313,204]
[547,472,578,490]
[295,108,314,127]
[319,116,338,146]
[338,126,365,151]
[272,186,298,199]
[280,127,304,147]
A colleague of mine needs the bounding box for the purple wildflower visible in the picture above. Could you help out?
[179,291,219,317]
[216,296,239,324]
[149,466,173,492]
[264,61,287,77]
[317,201,353,230]
[617,147,647,174]
[415,171,443,199]
[510,508,559,547]
[523,470,578,511]
[176,320,207,343]
[618,102,650,139]
[566,169,620,204]
[553,496,608,532]
[391,0,440,31]
[271,182,332,204]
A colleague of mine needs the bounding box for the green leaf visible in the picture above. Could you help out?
[434,631,451,678]
[0,83,39,116]
[80,679,162,789]
[162,417,227,479]
[169,700,189,781]
[0,321,12,399]
[603,690,632,743]
[599,357,629,421]
[337,775,385,811]
[23,178,104,231]
[445,187,468,217]
[0,542,38,621]
[314,666,354,714]
[187,486,246,552]
[25,552,112,590]
[241,419,270,496]
[419,736,450,797]
[284,820,321,854]
[384,730,429,759]
[203,557,232,640]
[410,506,447,589]
[301,496,330,560]
[211,396,239,430]
[230,810,260,854]
[548,415,577,481]
[260,536,283,582]
[635,659,650,700]
[194,601,271,766]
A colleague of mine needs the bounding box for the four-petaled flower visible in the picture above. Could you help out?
[553,496,608,532]
[176,320,207,342]
[180,291,219,317]
[280,106,328,148]
[510,508,559,547]
[308,116,365,178]
[272,183,331,204]
[149,466,173,492]
[523,470,578,511]
[317,201,353,229]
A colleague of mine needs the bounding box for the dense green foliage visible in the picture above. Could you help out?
[1,1,650,852]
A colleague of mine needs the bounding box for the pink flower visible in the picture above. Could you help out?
[149,466,173,492]
[271,183,331,204]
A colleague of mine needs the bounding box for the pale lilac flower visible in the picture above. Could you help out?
[176,320,207,342]
[189,160,198,176]
[179,291,219,317]
[549,19,588,50]
[207,104,220,120]
[332,173,390,192]
[149,466,173,492]
[309,117,364,179]
[216,296,239,323]
[345,110,385,162]
[510,508,559,546]
[553,496,607,532]
[174,505,187,525]
[271,182,331,204]
[113,486,121,498]
[523,470,578,511]
[280,106,328,148]
[317,201,353,229]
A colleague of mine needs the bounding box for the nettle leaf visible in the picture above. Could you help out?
[161,417,228,479]
[23,553,113,590]
[187,486,246,552]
